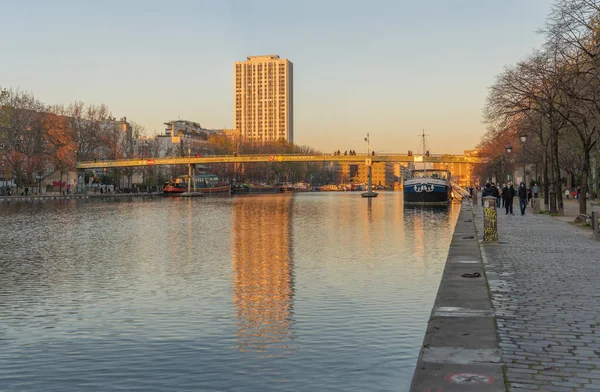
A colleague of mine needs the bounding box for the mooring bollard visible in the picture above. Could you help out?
[483,196,498,242]
[593,211,599,241]
[532,197,541,214]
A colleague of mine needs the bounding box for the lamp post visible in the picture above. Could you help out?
[505,144,513,182]
[361,133,378,198]
[520,134,527,186]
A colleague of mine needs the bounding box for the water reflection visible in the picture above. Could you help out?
[232,195,294,354]
[404,205,455,261]
[0,194,460,391]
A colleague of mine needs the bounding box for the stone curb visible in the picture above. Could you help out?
[410,200,506,392]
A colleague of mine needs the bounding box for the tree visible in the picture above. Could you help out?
[42,107,76,194]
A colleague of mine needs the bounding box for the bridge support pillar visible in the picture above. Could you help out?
[76,169,86,194]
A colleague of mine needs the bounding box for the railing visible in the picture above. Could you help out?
[76,153,486,169]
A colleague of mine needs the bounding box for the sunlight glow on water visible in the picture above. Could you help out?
[0,193,459,391]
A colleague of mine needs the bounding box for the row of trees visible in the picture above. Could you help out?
[0,87,336,193]
[206,135,336,185]
[0,88,148,193]
[479,0,600,215]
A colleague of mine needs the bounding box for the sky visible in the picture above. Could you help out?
[0,0,553,154]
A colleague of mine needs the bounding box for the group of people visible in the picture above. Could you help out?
[564,186,581,200]
[481,181,538,215]
[332,150,376,156]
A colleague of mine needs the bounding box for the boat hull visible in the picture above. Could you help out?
[403,180,451,205]
[163,184,230,195]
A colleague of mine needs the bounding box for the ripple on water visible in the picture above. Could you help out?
[0,193,459,391]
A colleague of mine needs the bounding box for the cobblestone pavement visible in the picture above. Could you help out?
[474,203,600,391]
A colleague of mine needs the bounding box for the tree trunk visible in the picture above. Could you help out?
[59,171,63,195]
[543,143,549,209]
[553,129,563,215]
[580,149,591,215]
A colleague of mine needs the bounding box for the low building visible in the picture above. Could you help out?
[335,161,394,188]
[158,120,224,157]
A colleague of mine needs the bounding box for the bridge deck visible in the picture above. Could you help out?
[76,154,483,169]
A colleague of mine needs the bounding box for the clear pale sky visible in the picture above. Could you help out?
[0,0,552,154]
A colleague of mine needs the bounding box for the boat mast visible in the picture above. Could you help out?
[422,129,427,177]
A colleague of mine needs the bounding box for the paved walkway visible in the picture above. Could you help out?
[474,203,600,391]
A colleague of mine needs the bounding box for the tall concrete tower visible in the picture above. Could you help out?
[234,55,293,143]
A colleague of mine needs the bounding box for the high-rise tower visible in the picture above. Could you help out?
[234,55,293,143]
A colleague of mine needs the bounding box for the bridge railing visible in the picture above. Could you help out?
[75,153,484,169]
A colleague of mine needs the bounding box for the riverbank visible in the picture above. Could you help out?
[0,192,164,203]
[473,202,600,390]
[410,200,505,391]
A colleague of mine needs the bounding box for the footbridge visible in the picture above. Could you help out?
[76,153,484,169]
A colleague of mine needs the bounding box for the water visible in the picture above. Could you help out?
[0,192,459,391]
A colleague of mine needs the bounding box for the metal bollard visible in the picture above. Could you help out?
[483,196,498,242]
[593,211,598,241]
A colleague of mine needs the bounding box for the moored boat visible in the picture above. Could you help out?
[163,174,230,196]
[403,131,452,206]
[231,183,284,195]
[404,170,452,205]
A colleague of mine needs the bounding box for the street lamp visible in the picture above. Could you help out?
[519,134,527,186]
[505,144,513,182]
[361,133,377,198]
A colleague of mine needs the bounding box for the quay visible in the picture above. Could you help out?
[410,200,504,391]
[0,192,163,203]
[412,198,600,391]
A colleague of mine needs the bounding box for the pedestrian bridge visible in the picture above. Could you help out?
[76,153,484,169]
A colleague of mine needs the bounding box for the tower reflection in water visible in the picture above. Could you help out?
[232,195,294,354]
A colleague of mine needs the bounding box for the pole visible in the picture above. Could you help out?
[522,143,526,186]
[367,133,371,193]
[187,163,191,193]
[549,132,558,214]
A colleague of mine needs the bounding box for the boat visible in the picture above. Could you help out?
[403,131,452,205]
[231,183,284,195]
[293,182,312,192]
[163,174,230,196]
[321,184,344,192]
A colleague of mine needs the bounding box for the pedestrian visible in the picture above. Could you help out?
[565,189,570,200]
[502,183,513,215]
[481,183,493,206]
[532,183,539,198]
[509,181,516,215]
[518,182,527,215]
[491,183,500,207]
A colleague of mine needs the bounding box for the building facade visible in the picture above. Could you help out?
[335,162,395,189]
[158,120,224,157]
[234,55,293,143]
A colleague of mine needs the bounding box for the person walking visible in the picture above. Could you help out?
[518,182,527,215]
[491,183,500,207]
[481,183,493,206]
[509,182,516,215]
[532,183,539,198]
[502,183,513,215]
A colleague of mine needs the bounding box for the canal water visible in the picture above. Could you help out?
[0,192,459,391]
